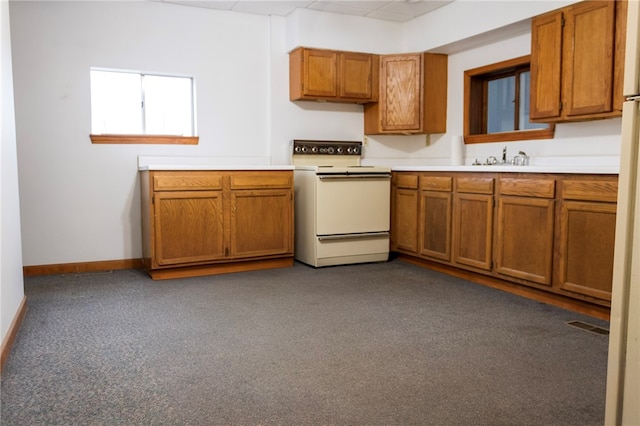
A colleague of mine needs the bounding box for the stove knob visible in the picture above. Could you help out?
[294,145,301,152]
[347,147,353,154]
[352,146,360,154]
[301,146,307,153]
[327,147,335,154]
[337,147,343,154]
[311,146,318,153]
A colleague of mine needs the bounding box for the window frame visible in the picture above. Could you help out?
[89,69,198,145]
[463,55,554,144]
[89,134,199,145]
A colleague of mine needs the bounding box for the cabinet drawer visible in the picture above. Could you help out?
[562,180,618,202]
[420,176,452,192]
[229,172,292,190]
[395,174,419,189]
[456,177,494,194]
[153,172,223,191]
[499,178,556,198]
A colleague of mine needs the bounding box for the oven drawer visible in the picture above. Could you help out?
[316,233,390,260]
[315,175,391,235]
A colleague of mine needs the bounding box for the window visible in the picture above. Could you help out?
[89,69,198,145]
[464,55,553,144]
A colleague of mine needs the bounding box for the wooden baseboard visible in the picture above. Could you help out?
[1,296,27,373]
[23,258,144,277]
[147,257,294,280]
[397,254,610,321]
[21,257,294,281]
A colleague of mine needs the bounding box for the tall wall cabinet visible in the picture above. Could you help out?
[364,53,448,135]
[530,0,627,122]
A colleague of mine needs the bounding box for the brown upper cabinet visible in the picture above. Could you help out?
[364,53,448,135]
[289,47,379,103]
[530,0,627,122]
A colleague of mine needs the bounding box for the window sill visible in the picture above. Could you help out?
[90,134,199,145]
[464,127,555,145]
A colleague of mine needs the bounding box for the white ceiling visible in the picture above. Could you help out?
[154,0,454,23]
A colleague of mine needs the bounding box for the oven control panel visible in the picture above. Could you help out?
[292,140,362,156]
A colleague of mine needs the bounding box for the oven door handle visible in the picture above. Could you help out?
[318,174,391,180]
[318,232,389,241]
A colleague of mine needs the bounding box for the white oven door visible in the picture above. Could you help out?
[315,173,390,235]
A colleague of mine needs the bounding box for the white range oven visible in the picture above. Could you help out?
[291,140,391,267]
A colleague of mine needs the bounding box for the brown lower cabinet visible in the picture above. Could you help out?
[556,177,619,302]
[495,177,556,286]
[453,176,494,271]
[140,170,294,279]
[391,171,618,308]
[419,176,452,261]
[390,174,420,254]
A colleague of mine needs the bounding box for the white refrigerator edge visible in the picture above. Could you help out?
[605,0,640,424]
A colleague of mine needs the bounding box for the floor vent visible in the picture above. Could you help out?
[567,320,609,335]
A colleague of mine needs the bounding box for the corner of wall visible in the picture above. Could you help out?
[1,0,27,348]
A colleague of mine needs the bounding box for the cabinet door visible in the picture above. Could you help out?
[230,189,293,258]
[495,196,555,285]
[563,1,616,117]
[420,190,452,261]
[613,0,628,112]
[154,191,225,266]
[530,11,563,120]
[422,53,448,134]
[453,193,493,271]
[391,188,419,254]
[303,49,338,98]
[558,200,616,301]
[380,54,422,132]
[340,52,375,100]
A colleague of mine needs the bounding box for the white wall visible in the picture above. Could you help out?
[1,0,25,346]
[270,12,376,165]
[285,7,403,54]
[403,1,578,52]
[10,1,275,266]
[10,0,624,267]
